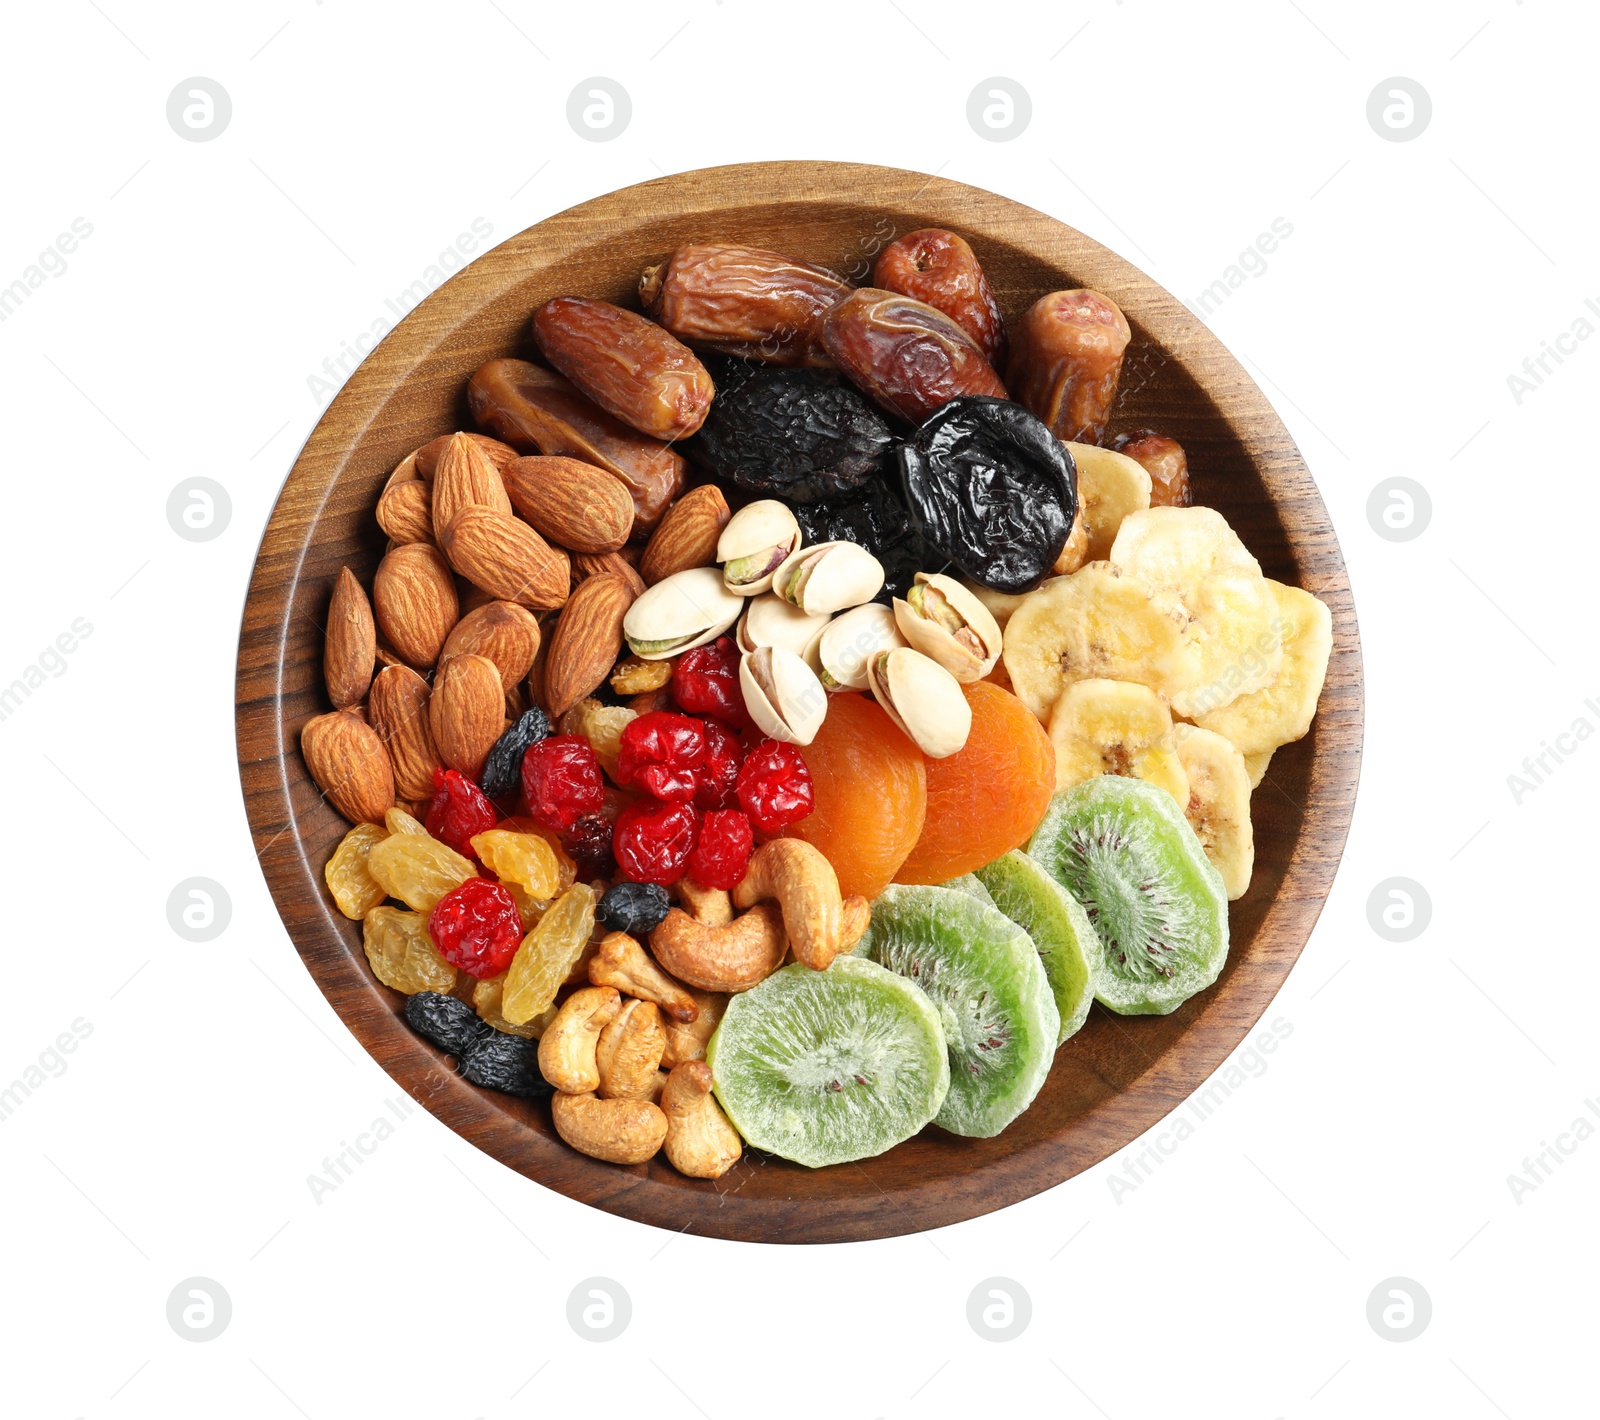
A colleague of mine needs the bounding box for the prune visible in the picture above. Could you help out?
[791,477,926,603]
[899,396,1077,594]
[873,229,1008,370]
[533,297,714,441]
[467,358,685,532]
[639,243,850,367]
[459,1029,553,1099]
[1006,289,1131,445]
[481,707,552,803]
[405,990,491,1058]
[686,362,893,502]
[597,880,671,938]
[821,288,1007,424]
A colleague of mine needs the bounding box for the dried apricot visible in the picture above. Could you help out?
[786,693,926,900]
[363,907,458,995]
[325,822,388,919]
[893,682,1055,884]
[501,883,598,1025]
[367,833,477,912]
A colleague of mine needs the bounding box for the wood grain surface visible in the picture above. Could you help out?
[234,161,1362,1244]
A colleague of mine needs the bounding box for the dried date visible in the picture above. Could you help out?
[1109,429,1190,507]
[533,296,714,441]
[639,243,850,367]
[467,358,685,533]
[899,396,1076,594]
[1006,289,1130,445]
[873,228,1008,370]
[686,361,893,502]
[820,288,1007,424]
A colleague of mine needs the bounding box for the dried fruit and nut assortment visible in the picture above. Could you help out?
[304,229,1334,1178]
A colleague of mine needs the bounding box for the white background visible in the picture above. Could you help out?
[1,1,1595,1416]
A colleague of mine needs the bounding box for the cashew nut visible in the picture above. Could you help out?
[677,878,733,927]
[595,999,666,1100]
[550,1091,668,1165]
[661,1061,742,1179]
[840,894,871,952]
[535,985,621,1094]
[731,839,843,970]
[660,989,727,1067]
[649,902,787,992]
[588,931,700,1023]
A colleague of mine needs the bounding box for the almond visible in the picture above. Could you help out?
[302,709,395,824]
[573,550,646,600]
[542,573,635,718]
[639,484,730,585]
[368,664,441,800]
[377,479,434,545]
[324,567,377,709]
[433,432,514,544]
[373,542,459,668]
[414,431,518,483]
[502,455,634,553]
[440,505,570,610]
[430,653,505,779]
[439,599,541,691]
[526,631,551,715]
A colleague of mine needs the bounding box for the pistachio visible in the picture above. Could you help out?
[771,540,885,615]
[622,566,744,661]
[737,592,830,659]
[866,647,972,759]
[892,572,1002,682]
[717,499,801,596]
[811,603,903,691]
[738,645,828,746]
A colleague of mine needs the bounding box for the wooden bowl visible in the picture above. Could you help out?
[236,161,1361,1244]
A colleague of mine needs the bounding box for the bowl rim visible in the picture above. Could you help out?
[235,159,1362,1244]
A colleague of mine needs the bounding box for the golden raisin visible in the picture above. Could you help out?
[325,822,388,919]
[471,829,561,899]
[362,907,457,994]
[471,973,557,1038]
[366,834,476,912]
[501,883,598,1025]
[559,698,637,783]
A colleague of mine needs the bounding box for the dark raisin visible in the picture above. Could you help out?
[459,1030,552,1099]
[790,476,926,603]
[899,396,1077,594]
[596,881,671,938]
[562,814,615,877]
[405,991,491,1059]
[686,360,893,502]
[481,707,552,802]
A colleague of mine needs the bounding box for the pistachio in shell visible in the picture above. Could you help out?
[622,566,743,661]
[892,573,1002,682]
[866,646,972,759]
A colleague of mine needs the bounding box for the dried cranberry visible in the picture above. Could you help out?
[736,739,815,833]
[616,712,706,803]
[427,878,523,979]
[687,809,753,890]
[425,767,498,859]
[521,735,604,831]
[694,719,744,811]
[672,636,752,728]
[562,814,615,877]
[613,800,699,885]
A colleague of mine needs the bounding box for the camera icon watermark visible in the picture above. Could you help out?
[1366,878,1430,943]
[566,1277,630,1340]
[167,478,232,543]
[166,1277,231,1341]
[167,878,232,942]
[966,79,1031,142]
[1366,1276,1431,1341]
[1367,78,1431,143]
[567,79,631,142]
[966,1277,1031,1341]
[166,79,232,143]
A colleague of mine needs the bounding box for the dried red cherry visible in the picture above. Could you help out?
[616,711,707,802]
[687,809,753,890]
[425,767,498,860]
[520,735,604,831]
[613,800,700,885]
[672,636,752,727]
[736,739,815,834]
[694,719,744,811]
[427,878,523,979]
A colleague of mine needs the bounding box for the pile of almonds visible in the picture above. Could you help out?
[302,430,729,826]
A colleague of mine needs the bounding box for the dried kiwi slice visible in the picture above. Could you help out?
[856,885,1059,1138]
[707,958,949,1169]
[975,850,1102,1045]
[1028,776,1228,1016]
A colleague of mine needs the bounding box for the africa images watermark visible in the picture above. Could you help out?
[1505,695,1600,804]
[1108,1016,1294,1202]
[1506,296,1600,405]
[0,218,94,324]
[1506,1096,1600,1204]
[0,617,94,724]
[1185,218,1294,321]
[0,1018,93,1123]
[307,218,494,405]
[305,1094,416,1203]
